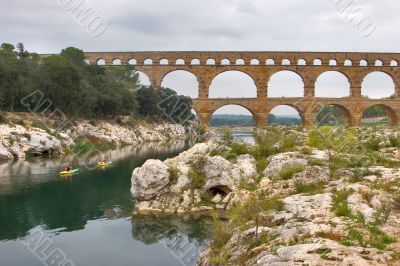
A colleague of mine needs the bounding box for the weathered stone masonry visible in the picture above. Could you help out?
[61,51,400,127]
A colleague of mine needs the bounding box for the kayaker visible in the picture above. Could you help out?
[64,166,71,172]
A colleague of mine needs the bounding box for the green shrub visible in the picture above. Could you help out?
[278,164,305,180]
[189,169,205,189]
[332,189,354,218]
[0,111,6,124]
[295,181,324,195]
[309,158,325,166]
[31,119,48,131]
[260,196,284,212]
[389,136,400,147]
[300,146,313,155]
[168,167,179,184]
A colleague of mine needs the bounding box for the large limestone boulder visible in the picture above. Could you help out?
[0,143,13,161]
[233,154,258,183]
[201,156,232,179]
[263,152,307,178]
[131,159,170,201]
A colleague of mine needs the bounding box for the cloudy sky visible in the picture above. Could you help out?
[1,0,398,115]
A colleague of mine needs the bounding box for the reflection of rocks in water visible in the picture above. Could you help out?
[131,214,210,246]
[103,207,130,220]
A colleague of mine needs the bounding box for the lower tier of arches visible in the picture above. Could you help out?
[192,99,400,128]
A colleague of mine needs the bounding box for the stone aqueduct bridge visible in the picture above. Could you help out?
[83,51,400,128]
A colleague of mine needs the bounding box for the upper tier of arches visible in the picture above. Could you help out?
[88,51,400,68]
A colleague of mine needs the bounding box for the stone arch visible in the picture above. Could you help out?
[282,59,291,65]
[209,70,257,98]
[206,58,216,65]
[176,59,185,65]
[361,71,395,99]
[160,58,169,65]
[208,104,256,127]
[250,59,260,65]
[191,59,200,65]
[361,104,398,125]
[329,59,337,66]
[128,59,137,65]
[112,58,122,65]
[266,59,275,65]
[236,58,245,65]
[221,58,231,65]
[267,70,304,97]
[137,71,151,86]
[315,71,351,98]
[315,104,352,126]
[268,105,303,126]
[344,59,352,66]
[313,59,322,66]
[144,58,153,65]
[360,59,368,67]
[298,59,307,65]
[375,60,383,67]
[97,58,106,65]
[161,70,199,98]
[390,60,398,67]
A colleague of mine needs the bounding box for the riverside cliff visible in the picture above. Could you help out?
[0,112,196,161]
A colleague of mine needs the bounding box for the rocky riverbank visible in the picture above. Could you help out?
[0,112,198,162]
[131,126,400,265]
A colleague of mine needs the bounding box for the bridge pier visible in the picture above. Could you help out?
[255,113,268,128]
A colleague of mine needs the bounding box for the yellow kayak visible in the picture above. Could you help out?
[60,168,79,175]
[97,161,113,167]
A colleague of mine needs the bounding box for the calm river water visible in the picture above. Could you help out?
[0,141,210,266]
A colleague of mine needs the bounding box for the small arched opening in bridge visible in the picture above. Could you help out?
[375,60,383,67]
[313,59,322,66]
[315,104,351,126]
[268,105,302,126]
[144,59,153,65]
[362,104,397,125]
[84,59,90,65]
[266,59,275,65]
[160,59,169,65]
[209,71,257,98]
[360,60,368,67]
[128,59,137,65]
[282,59,291,65]
[97,59,106,65]
[221,59,230,65]
[390,60,398,67]
[361,71,395,99]
[206,59,216,65]
[344,59,352,66]
[250,59,259,65]
[112,58,122,65]
[236,59,245,65]
[137,71,151,86]
[209,105,255,127]
[298,59,307,66]
[329,59,337,66]
[161,70,199,98]
[315,71,350,98]
[268,71,304,98]
[176,59,185,65]
[191,59,200,65]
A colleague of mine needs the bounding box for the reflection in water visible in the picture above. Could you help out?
[216,129,255,144]
[0,140,211,265]
[0,140,217,265]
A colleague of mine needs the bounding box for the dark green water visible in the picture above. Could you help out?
[0,142,210,266]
